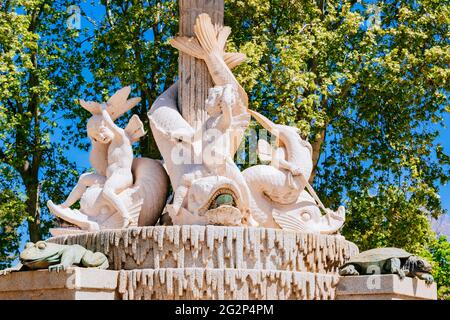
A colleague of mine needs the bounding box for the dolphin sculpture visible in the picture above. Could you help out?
[243,110,345,234]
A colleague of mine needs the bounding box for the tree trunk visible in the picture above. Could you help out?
[25,40,42,242]
[309,128,326,184]
[137,93,161,159]
[178,0,224,130]
[25,182,41,242]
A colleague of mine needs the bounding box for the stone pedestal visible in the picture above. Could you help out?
[336,275,437,300]
[0,226,359,300]
[117,268,339,300]
[46,226,358,300]
[0,268,118,300]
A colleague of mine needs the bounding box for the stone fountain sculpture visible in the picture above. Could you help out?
[0,1,438,300]
[47,9,343,237]
[150,13,344,234]
[149,14,253,227]
[47,87,169,235]
[2,3,362,301]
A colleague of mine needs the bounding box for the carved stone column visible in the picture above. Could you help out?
[178,0,224,130]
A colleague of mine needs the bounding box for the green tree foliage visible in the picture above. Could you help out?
[420,236,450,299]
[0,0,83,244]
[342,186,435,253]
[0,190,26,269]
[78,0,179,158]
[225,0,449,248]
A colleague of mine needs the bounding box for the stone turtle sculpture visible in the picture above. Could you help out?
[339,247,433,284]
[0,241,109,275]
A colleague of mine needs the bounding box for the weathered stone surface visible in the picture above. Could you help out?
[48,226,358,273]
[336,275,437,300]
[0,226,359,300]
[0,267,340,300]
[178,0,224,130]
[0,268,118,300]
[118,268,339,300]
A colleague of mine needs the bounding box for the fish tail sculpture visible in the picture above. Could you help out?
[170,13,249,156]
[131,157,170,226]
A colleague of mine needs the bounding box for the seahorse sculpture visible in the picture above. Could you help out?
[242,110,345,234]
[47,87,169,235]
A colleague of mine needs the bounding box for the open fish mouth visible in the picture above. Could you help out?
[187,176,246,225]
[204,187,243,226]
[205,189,243,226]
[207,188,238,210]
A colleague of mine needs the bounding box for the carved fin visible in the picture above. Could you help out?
[170,14,224,58]
[79,100,102,115]
[216,26,231,51]
[170,185,189,219]
[170,39,245,69]
[127,197,144,222]
[124,114,145,143]
[170,37,205,59]
[170,14,245,70]
[272,211,308,232]
[107,86,131,108]
[224,52,246,69]
[125,97,142,112]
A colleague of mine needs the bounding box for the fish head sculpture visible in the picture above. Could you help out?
[248,109,302,149]
[186,175,247,225]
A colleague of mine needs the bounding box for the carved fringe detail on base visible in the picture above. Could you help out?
[49,226,358,273]
[117,268,340,300]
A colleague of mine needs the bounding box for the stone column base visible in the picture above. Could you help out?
[0,268,119,300]
[0,227,360,300]
[0,268,339,300]
[117,268,339,300]
[336,275,437,300]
